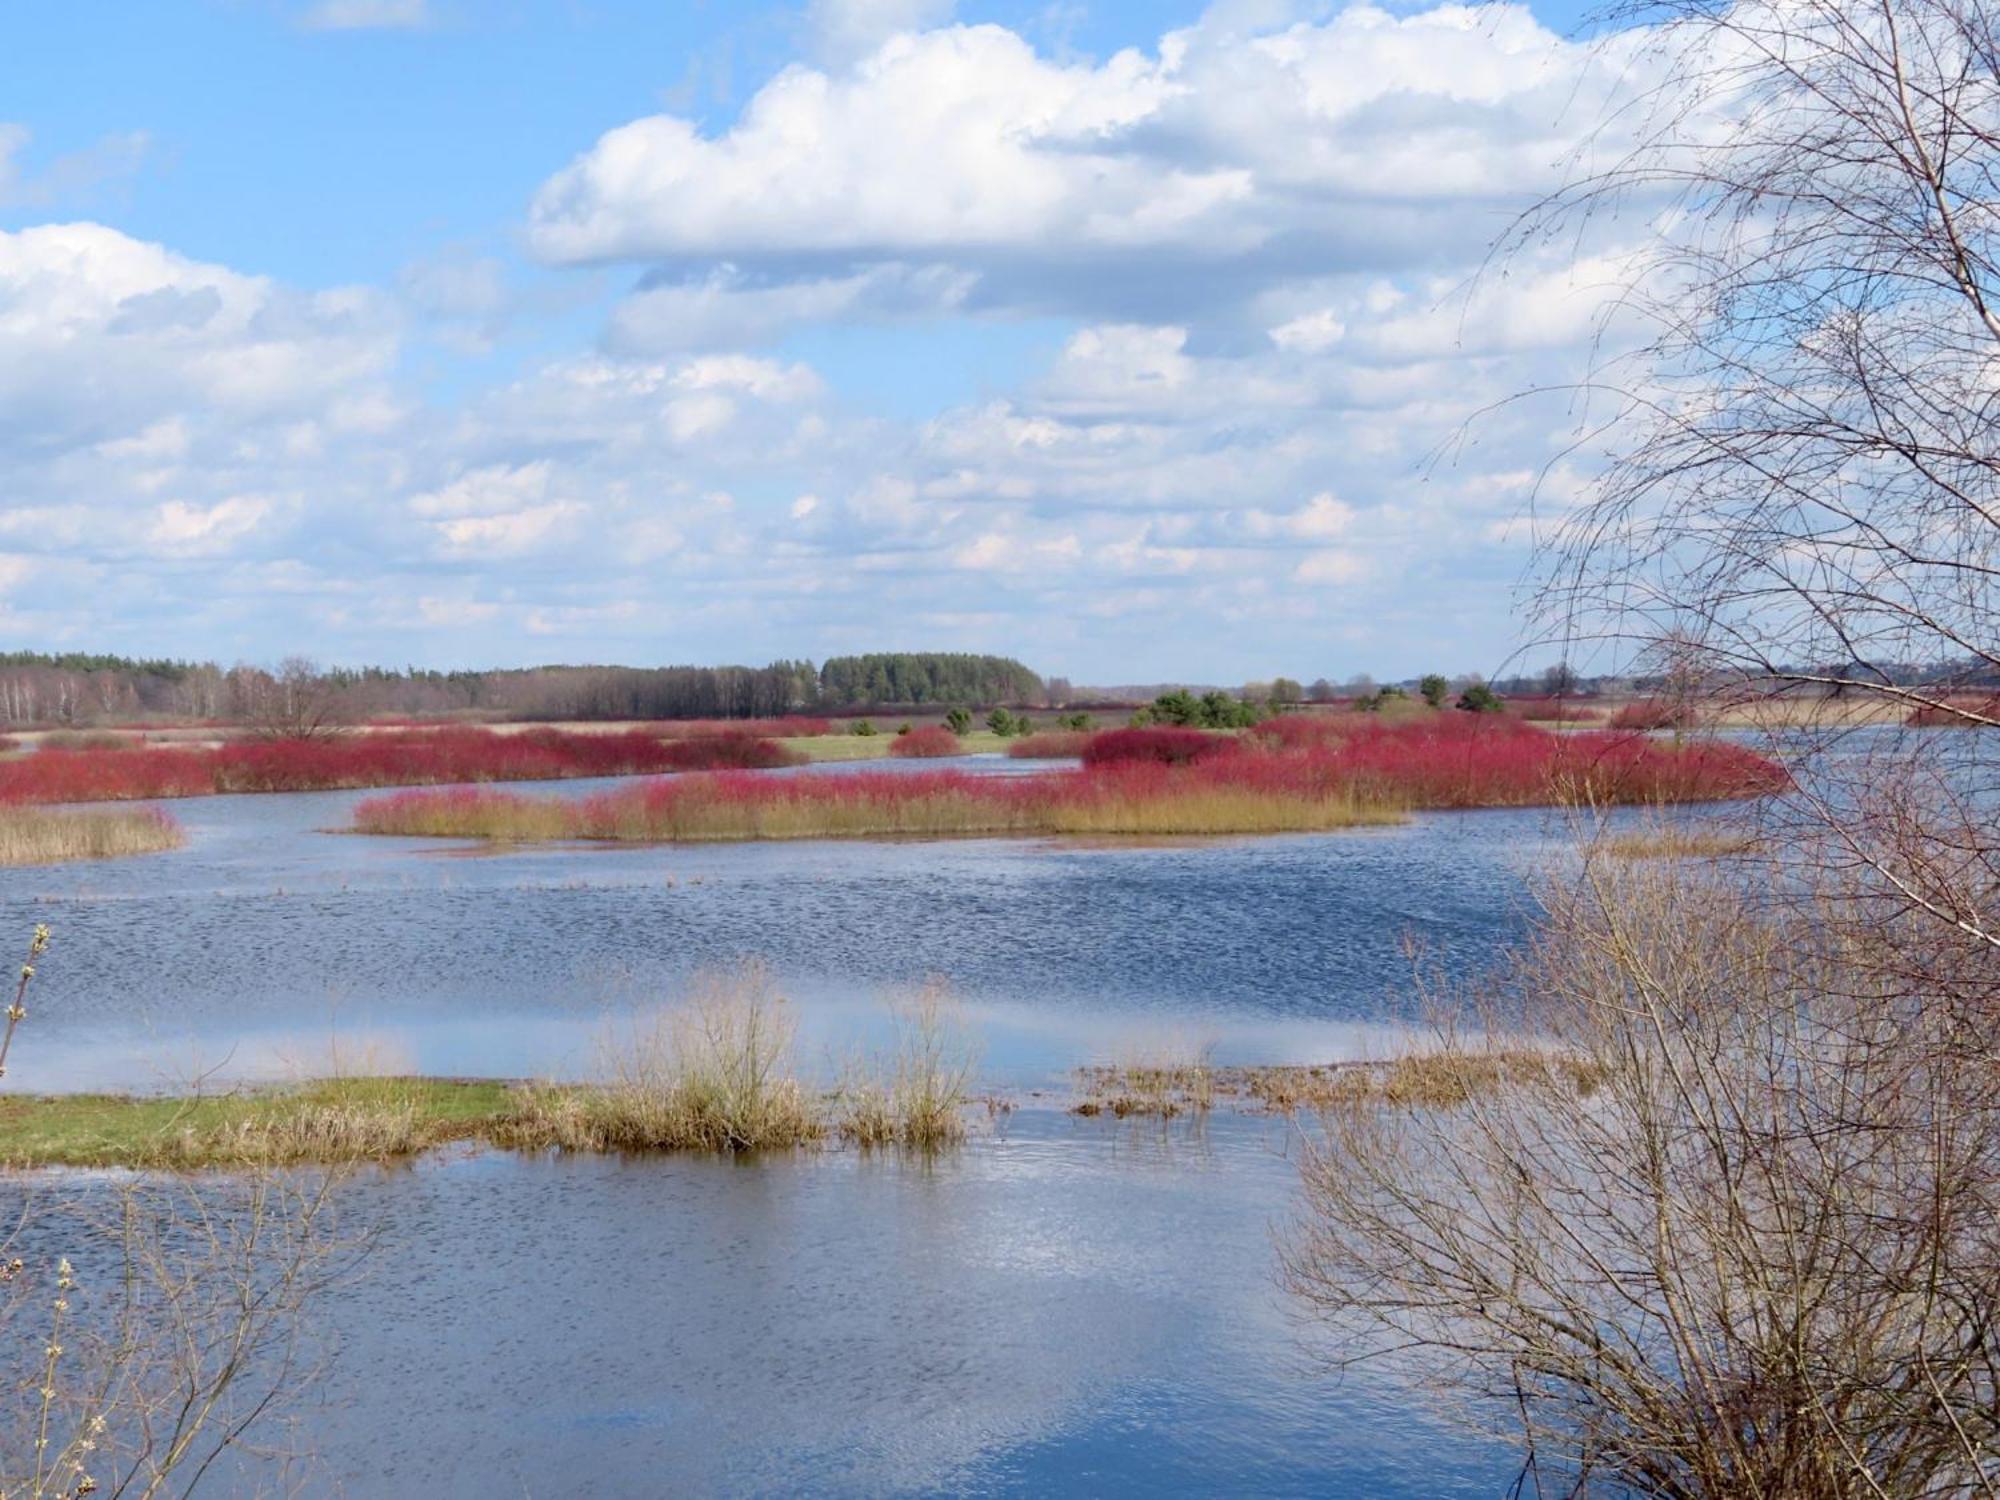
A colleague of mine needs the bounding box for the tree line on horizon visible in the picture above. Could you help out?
[0,650,1047,726]
[0,646,1988,729]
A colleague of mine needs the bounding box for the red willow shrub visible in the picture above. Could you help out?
[1006,731,1093,759]
[656,732,804,770]
[1296,719,1789,808]
[1082,727,1241,766]
[1906,695,2000,726]
[888,726,962,758]
[0,727,801,804]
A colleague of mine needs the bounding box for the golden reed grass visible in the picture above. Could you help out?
[0,807,182,866]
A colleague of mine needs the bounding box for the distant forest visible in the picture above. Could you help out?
[0,647,1986,727]
[0,650,1047,726]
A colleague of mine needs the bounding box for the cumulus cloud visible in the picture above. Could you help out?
[530,5,1651,345]
[0,223,396,451]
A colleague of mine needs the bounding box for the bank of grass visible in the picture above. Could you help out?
[1,971,980,1168]
[1072,1052,1604,1118]
[0,1078,515,1168]
[353,770,1404,843]
[0,806,184,865]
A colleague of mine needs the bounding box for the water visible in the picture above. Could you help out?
[282,1114,1508,1498]
[0,755,1576,1093]
[0,755,1654,1497]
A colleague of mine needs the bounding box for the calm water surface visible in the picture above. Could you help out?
[0,754,1652,1497]
[0,754,1580,1091]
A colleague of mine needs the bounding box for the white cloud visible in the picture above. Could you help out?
[530,5,1650,346]
[150,497,274,556]
[1292,549,1366,585]
[416,597,502,627]
[411,462,554,519]
[808,0,958,64]
[434,503,583,558]
[301,0,431,31]
[0,223,395,450]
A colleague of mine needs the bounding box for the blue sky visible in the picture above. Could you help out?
[0,0,1644,683]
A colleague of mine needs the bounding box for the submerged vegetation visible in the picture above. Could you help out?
[0,807,183,865]
[350,717,1786,845]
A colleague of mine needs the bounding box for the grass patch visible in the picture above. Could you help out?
[0,970,983,1169]
[351,770,1405,843]
[1071,1053,1604,1118]
[0,1078,514,1168]
[0,807,183,865]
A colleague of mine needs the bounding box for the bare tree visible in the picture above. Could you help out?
[1284,854,2000,1499]
[1287,0,2000,1489]
[1523,0,1999,729]
[232,658,350,743]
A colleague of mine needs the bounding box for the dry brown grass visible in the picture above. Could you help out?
[500,965,823,1153]
[1073,1052,1603,1118]
[834,982,980,1148]
[0,807,183,866]
[1599,824,1759,861]
[1073,1045,1218,1118]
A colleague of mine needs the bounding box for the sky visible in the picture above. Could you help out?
[0,0,1653,683]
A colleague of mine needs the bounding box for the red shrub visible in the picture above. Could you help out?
[0,726,786,804]
[655,733,804,770]
[889,726,962,758]
[1082,728,1241,766]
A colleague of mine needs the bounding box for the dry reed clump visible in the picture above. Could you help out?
[505,969,981,1155]
[833,981,980,1148]
[0,807,183,866]
[1069,1052,1603,1118]
[1073,1046,1218,1118]
[1599,823,1759,861]
[501,965,822,1154]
